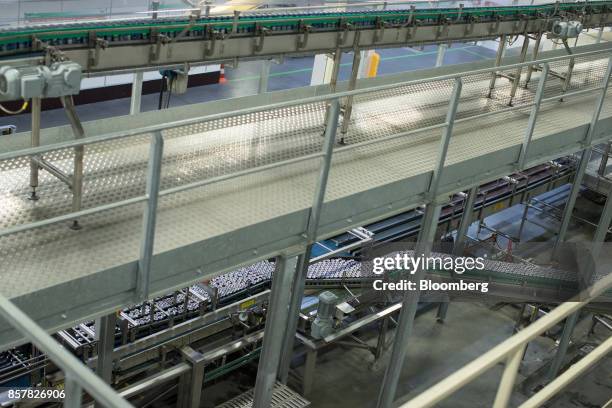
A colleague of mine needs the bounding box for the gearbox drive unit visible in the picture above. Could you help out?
[0,62,82,101]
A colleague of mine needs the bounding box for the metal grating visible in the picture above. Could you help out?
[215,383,310,408]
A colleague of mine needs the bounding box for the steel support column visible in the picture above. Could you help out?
[279,100,341,383]
[253,255,299,408]
[376,78,462,408]
[130,71,143,115]
[488,34,506,98]
[29,97,41,201]
[436,184,478,322]
[375,202,443,408]
[60,95,85,229]
[524,32,542,88]
[95,313,116,386]
[597,140,611,176]
[592,180,612,252]
[508,35,530,106]
[258,59,271,94]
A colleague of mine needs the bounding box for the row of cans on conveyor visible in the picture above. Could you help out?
[56,258,367,348]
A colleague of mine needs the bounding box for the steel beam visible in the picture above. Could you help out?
[253,255,299,408]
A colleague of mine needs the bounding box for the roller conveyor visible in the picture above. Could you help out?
[1,1,611,73]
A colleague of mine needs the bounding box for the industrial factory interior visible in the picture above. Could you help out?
[2,0,612,407]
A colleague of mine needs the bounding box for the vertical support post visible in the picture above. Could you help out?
[453,186,478,256]
[253,255,299,408]
[524,32,542,88]
[376,203,443,408]
[63,375,83,408]
[60,95,85,230]
[518,63,549,169]
[493,344,526,408]
[278,100,341,383]
[597,140,611,176]
[591,180,612,256]
[428,78,463,196]
[151,0,159,19]
[488,34,506,98]
[302,349,317,397]
[340,44,361,144]
[130,71,143,115]
[508,35,529,106]
[258,59,271,94]
[547,311,579,381]
[437,185,478,323]
[596,26,604,44]
[436,43,448,67]
[376,78,462,408]
[179,346,206,408]
[559,40,575,102]
[29,97,41,201]
[137,131,164,301]
[95,314,116,387]
[322,49,343,130]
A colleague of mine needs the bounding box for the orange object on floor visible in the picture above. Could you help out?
[219,64,227,84]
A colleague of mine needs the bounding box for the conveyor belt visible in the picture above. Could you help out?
[0,1,609,57]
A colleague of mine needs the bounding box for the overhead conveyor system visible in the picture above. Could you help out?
[0,1,611,73]
[1,41,612,350]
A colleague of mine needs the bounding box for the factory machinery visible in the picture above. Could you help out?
[2,155,604,405]
[0,1,610,74]
[1,0,612,406]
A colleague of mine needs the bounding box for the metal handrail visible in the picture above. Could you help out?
[0,46,610,162]
[0,294,132,408]
[400,271,612,408]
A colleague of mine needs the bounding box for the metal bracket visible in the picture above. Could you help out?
[87,35,108,68]
[203,26,216,57]
[373,18,390,43]
[436,19,452,39]
[465,15,478,36]
[149,30,169,62]
[489,15,502,34]
[253,25,269,53]
[337,20,352,47]
[231,10,241,35]
[296,21,312,49]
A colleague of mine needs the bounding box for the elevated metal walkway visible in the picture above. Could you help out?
[0,44,611,348]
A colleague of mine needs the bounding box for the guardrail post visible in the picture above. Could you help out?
[137,131,164,302]
[553,56,612,256]
[253,255,299,408]
[340,37,361,144]
[493,344,526,408]
[377,77,462,408]
[518,63,549,169]
[130,72,144,115]
[278,99,341,383]
[64,374,83,408]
